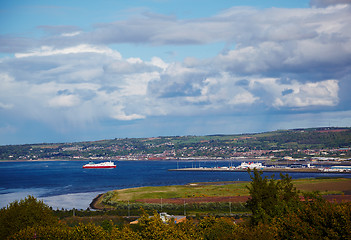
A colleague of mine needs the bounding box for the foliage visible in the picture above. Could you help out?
[246,169,300,225]
[97,200,247,216]
[8,225,70,240]
[199,216,237,240]
[70,223,109,239]
[110,226,142,240]
[9,223,109,240]
[101,190,117,205]
[3,179,351,239]
[274,195,351,240]
[0,195,58,239]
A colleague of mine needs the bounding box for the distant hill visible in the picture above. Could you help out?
[0,127,350,161]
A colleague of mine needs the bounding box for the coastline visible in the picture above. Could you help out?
[90,193,104,209]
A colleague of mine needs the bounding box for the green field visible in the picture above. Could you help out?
[97,178,351,207]
[106,182,249,202]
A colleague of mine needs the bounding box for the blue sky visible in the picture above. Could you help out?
[1,0,351,145]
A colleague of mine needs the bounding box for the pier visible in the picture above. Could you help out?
[169,167,351,173]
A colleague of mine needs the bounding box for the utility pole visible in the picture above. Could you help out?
[184,200,186,216]
[128,201,130,217]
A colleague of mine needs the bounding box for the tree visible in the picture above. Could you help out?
[110,226,142,240]
[245,169,300,225]
[70,223,109,240]
[199,217,236,240]
[0,195,58,239]
[8,225,70,240]
[136,211,174,239]
[273,193,351,239]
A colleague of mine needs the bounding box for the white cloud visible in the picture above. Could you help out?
[61,31,81,37]
[126,57,143,64]
[273,79,339,108]
[48,95,80,108]
[149,57,168,70]
[15,44,122,59]
[230,92,258,105]
[113,113,145,121]
[110,105,145,121]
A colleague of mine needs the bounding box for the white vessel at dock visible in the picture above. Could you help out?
[235,162,265,169]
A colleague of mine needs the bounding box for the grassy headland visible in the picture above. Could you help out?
[92,177,351,214]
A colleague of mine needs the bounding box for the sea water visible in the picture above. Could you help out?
[1,160,350,209]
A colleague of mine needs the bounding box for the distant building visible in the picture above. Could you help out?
[130,212,186,224]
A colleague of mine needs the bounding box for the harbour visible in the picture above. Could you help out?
[169,167,348,173]
[169,162,351,173]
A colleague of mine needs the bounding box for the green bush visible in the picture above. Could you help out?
[0,196,58,239]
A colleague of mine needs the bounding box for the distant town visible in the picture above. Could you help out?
[1,127,350,163]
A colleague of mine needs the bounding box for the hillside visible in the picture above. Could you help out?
[0,127,350,161]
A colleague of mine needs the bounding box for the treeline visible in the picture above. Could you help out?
[99,201,248,216]
[1,170,350,239]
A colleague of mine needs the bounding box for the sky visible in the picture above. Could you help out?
[0,0,351,145]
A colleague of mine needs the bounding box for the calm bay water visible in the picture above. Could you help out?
[1,160,350,210]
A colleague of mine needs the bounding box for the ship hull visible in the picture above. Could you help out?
[83,165,116,169]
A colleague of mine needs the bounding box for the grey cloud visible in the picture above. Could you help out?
[72,89,97,101]
[151,80,202,98]
[66,13,233,46]
[0,35,38,53]
[76,5,345,48]
[57,89,71,95]
[148,72,206,98]
[2,3,350,59]
[103,60,161,74]
[37,25,81,35]
[310,0,351,7]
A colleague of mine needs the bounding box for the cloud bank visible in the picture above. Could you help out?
[0,1,351,144]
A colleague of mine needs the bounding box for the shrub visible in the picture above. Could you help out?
[0,196,58,239]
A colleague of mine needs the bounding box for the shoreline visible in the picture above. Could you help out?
[90,193,104,209]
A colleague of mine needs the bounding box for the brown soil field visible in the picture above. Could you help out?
[295,180,351,194]
[135,195,351,204]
